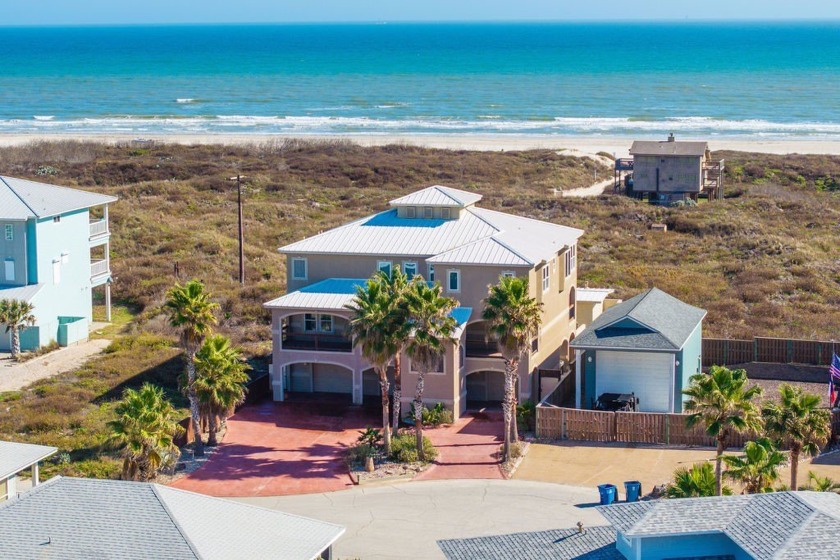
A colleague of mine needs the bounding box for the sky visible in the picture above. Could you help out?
[1,0,839,26]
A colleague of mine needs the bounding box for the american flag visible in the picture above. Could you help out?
[829,354,840,407]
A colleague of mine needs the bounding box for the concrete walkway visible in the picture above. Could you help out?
[237,479,607,560]
[0,339,111,393]
[418,412,505,481]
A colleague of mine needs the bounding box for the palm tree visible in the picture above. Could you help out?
[108,383,183,481]
[803,471,840,493]
[481,276,542,461]
[193,334,250,446]
[762,383,831,490]
[164,279,218,456]
[683,365,763,496]
[0,299,36,357]
[347,273,401,454]
[723,437,788,494]
[666,462,732,498]
[404,279,457,461]
[381,268,411,435]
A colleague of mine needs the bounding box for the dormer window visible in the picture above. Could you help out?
[424,207,434,219]
[441,208,451,220]
[405,206,416,218]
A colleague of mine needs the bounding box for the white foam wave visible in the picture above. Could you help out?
[33,115,55,121]
[176,98,198,104]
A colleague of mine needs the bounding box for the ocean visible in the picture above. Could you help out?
[1,22,839,138]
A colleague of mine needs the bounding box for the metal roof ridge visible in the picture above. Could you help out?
[0,175,39,218]
[151,484,203,560]
[464,206,502,233]
[486,235,535,266]
[472,206,585,235]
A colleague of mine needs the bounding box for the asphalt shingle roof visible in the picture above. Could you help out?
[0,441,57,480]
[438,525,621,560]
[0,176,116,220]
[280,186,582,266]
[597,492,840,560]
[0,477,344,560]
[571,288,706,351]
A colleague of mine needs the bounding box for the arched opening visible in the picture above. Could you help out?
[284,362,354,403]
[569,286,576,320]
[465,370,506,410]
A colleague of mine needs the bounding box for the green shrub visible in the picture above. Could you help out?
[517,399,536,433]
[422,403,453,426]
[345,444,376,468]
[390,432,437,464]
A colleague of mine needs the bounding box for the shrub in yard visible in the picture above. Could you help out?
[421,403,453,427]
[390,431,437,464]
[516,399,536,433]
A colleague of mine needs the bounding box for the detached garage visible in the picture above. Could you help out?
[571,288,706,413]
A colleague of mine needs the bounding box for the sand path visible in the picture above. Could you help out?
[0,339,111,393]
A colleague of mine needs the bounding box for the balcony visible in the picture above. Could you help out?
[91,259,110,284]
[282,332,353,353]
[89,219,110,245]
[465,334,501,359]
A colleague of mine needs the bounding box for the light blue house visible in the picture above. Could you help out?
[571,288,705,413]
[0,176,116,351]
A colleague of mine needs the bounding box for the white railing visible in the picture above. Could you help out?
[90,220,109,237]
[90,260,109,278]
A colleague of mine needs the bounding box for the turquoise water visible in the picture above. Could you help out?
[1,22,839,137]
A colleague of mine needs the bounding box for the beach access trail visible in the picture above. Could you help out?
[0,339,111,393]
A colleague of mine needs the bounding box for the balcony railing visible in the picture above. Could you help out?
[91,259,110,278]
[282,332,353,353]
[465,336,501,358]
[90,219,109,238]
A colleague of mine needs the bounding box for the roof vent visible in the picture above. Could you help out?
[667,133,676,142]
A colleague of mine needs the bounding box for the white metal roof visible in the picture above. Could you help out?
[0,441,57,480]
[575,288,615,303]
[281,187,583,267]
[0,176,117,220]
[264,278,366,311]
[0,284,45,303]
[389,185,482,207]
[0,477,345,560]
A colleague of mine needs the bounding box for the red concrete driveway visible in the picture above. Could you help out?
[418,411,505,480]
[171,399,377,497]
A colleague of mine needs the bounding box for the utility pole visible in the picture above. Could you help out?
[230,174,247,285]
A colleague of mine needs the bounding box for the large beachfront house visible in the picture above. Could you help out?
[0,176,116,351]
[265,185,584,419]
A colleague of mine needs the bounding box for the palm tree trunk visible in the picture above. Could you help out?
[392,354,402,433]
[509,361,520,444]
[10,326,20,357]
[414,370,426,461]
[790,447,800,490]
[186,354,204,456]
[501,360,515,462]
[207,413,219,446]
[715,436,726,496]
[379,368,391,455]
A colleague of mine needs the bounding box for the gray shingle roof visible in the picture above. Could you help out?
[0,441,57,480]
[438,525,621,560]
[597,492,840,560]
[0,477,344,560]
[630,140,708,157]
[0,176,117,220]
[571,288,706,351]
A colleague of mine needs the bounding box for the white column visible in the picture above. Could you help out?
[31,463,40,487]
[669,354,676,413]
[105,283,112,322]
[575,350,583,409]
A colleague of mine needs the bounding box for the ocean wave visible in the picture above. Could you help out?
[2,114,840,138]
[33,115,55,121]
[175,98,199,104]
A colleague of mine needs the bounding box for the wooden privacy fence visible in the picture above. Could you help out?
[536,406,840,448]
[703,337,839,367]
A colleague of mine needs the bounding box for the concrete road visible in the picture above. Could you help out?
[236,479,607,560]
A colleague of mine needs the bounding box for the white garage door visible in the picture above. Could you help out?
[595,351,673,413]
[313,365,353,394]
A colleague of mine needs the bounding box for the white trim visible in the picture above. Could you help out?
[541,264,550,292]
[291,257,308,280]
[574,349,582,408]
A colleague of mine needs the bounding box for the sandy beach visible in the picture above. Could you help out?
[2,133,840,155]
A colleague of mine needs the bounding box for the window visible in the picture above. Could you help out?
[319,314,334,333]
[424,207,434,219]
[531,337,539,353]
[542,265,550,292]
[4,225,12,241]
[405,206,416,218]
[53,216,61,223]
[291,257,307,280]
[569,286,576,320]
[448,270,460,292]
[428,264,435,282]
[501,271,516,278]
[565,244,577,277]
[52,259,61,285]
[304,313,317,332]
[440,207,451,219]
[377,260,392,278]
[403,262,417,278]
[4,259,14,282]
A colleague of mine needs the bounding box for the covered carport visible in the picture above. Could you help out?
[286,363,354,403]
